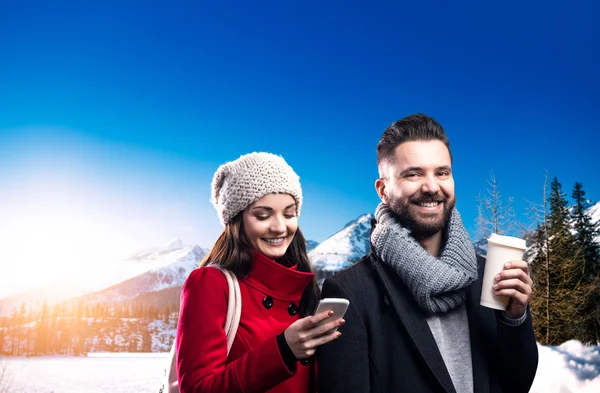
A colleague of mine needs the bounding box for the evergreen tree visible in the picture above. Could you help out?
[72,313,86,356]
[141,324,152,352]
[163,307,170,324]
[19,304,29,354]
[11,307,21,355]
[548,178,575,257]
[0,327,4,355]
[57,317,72,354]
[34,301,49,355]
[48,308,57,354]
[530,177,594,344]
[571,182,600,279]
[571,182,600,344]
[530,223,551,344]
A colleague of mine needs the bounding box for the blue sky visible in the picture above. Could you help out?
[1,0,599,281]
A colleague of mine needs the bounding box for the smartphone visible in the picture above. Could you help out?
[314,298,350,327]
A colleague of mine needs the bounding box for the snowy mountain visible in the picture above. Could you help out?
[309,213,373,281]
[589,201,600,243]
[126,238,187,261]
[0,239,208,315]
[306,239,319,252]
[75,243,206,305]
[473,238,488,257]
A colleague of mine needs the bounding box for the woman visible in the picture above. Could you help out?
[176,152,343,393]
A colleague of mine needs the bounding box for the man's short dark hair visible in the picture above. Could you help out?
[376,113,451,169]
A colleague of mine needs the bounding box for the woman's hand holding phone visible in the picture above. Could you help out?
[313,298,349,328]
[283,299,348,360]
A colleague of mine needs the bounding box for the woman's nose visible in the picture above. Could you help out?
[270,216,286,232]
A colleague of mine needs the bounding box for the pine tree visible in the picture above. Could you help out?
[530,216,551,343]
[11,306,24,355]
[549,177,590,343]
[34,301,49,355]
[571,182,600,279]
[530,177,593,344]
[0,328,4,355]
[48,308,57,354]
[141,324,152,352]
[163,307,170,324]
[571,182,600,344]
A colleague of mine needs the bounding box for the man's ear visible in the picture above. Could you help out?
[375,178,389,204]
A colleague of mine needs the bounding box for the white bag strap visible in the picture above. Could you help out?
[213,266,242,355]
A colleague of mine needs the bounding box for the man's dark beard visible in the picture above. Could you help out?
[389,192,455,238]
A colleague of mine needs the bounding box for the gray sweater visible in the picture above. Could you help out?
[426,304,473,393]
[426,305,528,393]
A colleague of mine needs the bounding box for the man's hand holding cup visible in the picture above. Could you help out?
[492,259,533,319]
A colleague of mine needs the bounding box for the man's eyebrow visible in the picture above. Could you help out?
[398,167,423,176]
[397,165,452,177]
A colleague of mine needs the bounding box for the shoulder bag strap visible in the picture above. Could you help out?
[211,266,242,356]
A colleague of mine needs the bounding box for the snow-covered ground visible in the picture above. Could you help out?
[0,353,167,393]
[1,341,598,392]
[530,341,600,393]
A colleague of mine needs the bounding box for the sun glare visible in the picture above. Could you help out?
[0,201,126,292]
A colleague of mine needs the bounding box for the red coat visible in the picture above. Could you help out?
[176,250,316,393]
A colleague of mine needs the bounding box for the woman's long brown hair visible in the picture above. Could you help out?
[200,212,320,316]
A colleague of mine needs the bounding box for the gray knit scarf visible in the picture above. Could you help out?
[371,203,478,313]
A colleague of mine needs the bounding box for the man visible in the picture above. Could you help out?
[317,114,538,393]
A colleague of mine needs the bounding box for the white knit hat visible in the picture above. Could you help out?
[210,152,303,226]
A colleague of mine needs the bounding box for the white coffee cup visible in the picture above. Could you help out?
[480,233,527,310]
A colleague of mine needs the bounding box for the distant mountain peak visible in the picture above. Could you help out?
[342,213,373,229]
[166,238,185,250]
[309,213,373,274]
[306,239,319,252]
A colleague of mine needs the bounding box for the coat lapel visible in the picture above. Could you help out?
[371,254,457,393]
[465,255,491,393]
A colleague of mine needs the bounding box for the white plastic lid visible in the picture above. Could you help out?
[487,233,527,250]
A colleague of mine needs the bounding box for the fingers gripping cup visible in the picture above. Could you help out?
[480,233,527,310]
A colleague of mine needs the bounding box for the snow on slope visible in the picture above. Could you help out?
[589,201,600,243]
[309,213,373,272]
[81,244,206,304]
[88,239,206,294]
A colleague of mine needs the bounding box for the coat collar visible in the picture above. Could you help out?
[243,250,314,301]
[370,249,457,393]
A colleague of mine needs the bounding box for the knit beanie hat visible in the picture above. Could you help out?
[211,152,303,226]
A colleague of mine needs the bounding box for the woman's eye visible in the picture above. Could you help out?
[256,215,269,221]
[284,213,297,219]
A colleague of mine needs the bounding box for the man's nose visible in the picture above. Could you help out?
[421,175,440,194]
